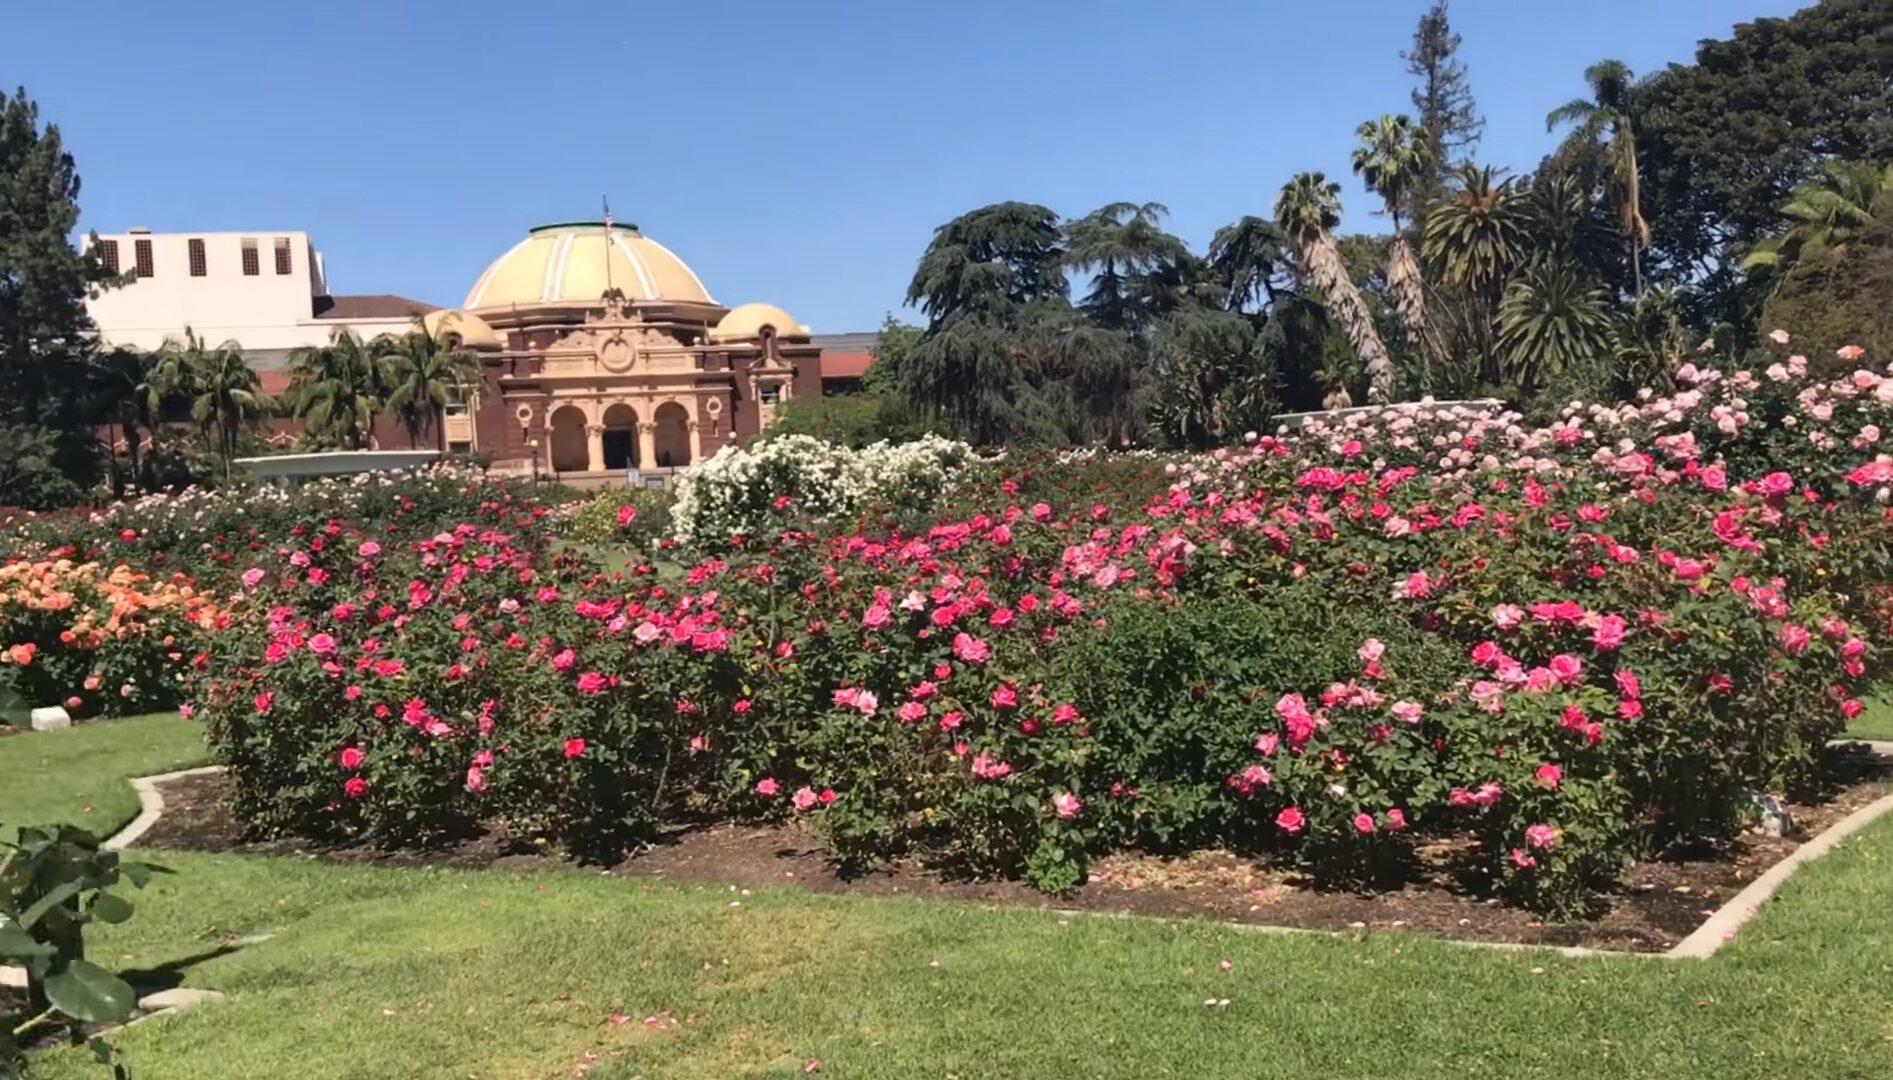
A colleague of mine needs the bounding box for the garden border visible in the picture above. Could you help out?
[6,742,1892,986]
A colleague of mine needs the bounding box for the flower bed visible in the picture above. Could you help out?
[0,560,224,717]
[176,337,1893,914]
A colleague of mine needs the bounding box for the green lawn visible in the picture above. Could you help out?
[1848,691,1893,742]
[10,717,1893,1079]
[0,712,207,840]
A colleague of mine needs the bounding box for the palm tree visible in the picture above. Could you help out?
[1276,172,1397,404]
[1496,263,1612,396]
[1062,201,1191,336]
[285,329,387,450]
[1547,60,1650,295]
[1422,164,1530,295]
[87,348,163,493]
[1741,160,1892,283]
[156,328,265,481]
[1523,172,1618,277]
[1352,114,1443,390]
[380,316,483,451]
[1205,216,1291,314]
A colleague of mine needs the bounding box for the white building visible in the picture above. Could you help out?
[81,228,436,358]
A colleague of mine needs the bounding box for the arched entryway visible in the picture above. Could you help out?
[654,402,692,468]
[549,405,589,472]
[602,403,639,470]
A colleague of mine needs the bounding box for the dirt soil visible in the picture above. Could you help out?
[138,750,1893,954]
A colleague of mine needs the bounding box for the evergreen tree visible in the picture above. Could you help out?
[0,86,119,506]
[1402,2,1484,235]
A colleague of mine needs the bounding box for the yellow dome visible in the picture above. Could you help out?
[710,302,808,343]
[464,222,715,311]
[422,309,503,351]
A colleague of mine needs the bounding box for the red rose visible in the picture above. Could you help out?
[343,777,368,799]
[339,746,365,770]
[564,737,587,759]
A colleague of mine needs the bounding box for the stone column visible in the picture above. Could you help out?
[638,423,657,471]
[585,424,605,472]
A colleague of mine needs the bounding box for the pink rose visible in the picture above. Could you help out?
[1384,808,1407,830]
[339,746,364,770]
[755,777,781,797]
[1275,807,1306,835]
[241,567,266,590]
[792,786,818,811]
[563,737,587,759]
[1053,792,1082,820]
[1390,701,1423,725]
[308,633,338,656]
[1779,624,1811,654]
[1591,615,1626,651]
[1356,638,1386,664]
[343,777,368,799]
[576,672,609,695]
[1353,812,1375,835]
[1548,654,1583,684]
[1525,824,1561,850]
[357,541,381,558]
[616,505,638,527]
[465,765,487,793]
[990,685,1019,709]
[1535,763,1562,790]
[1491,604,1524,631]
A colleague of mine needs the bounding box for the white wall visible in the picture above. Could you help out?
[82,230,417,353]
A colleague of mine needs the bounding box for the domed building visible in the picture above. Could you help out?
[434,220,821,480]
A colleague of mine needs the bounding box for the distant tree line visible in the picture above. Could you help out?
[778,0,1893,449]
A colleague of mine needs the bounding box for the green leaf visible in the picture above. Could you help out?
[0,923,54,962]
[43,959,137,1024]
[16,881,82,930]
[90,892,134,924]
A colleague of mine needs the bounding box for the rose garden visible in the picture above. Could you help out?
[6,334,1893,1076]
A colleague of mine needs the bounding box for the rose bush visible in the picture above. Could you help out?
[162,334,1893,915]
[0,560,224,717]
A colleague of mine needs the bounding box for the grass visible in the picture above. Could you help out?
[11,716,1893,1079]
[0,711,207,840]
[1848,691,1893,742]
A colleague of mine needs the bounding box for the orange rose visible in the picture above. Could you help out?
[5,642,33,665]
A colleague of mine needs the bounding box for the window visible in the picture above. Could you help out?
[448,440,471,456]
[444,385,471,417]
[274,237,292,275]
[241,239,259,276]
[188,238,207,277]
[758,381,783,406]
[133,238,154,278]
[96,239,119,274]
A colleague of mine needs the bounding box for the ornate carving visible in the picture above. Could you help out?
[597,332,634,373]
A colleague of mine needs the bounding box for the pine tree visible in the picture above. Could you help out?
[1402,2,1485,235]
[0,86,118,505]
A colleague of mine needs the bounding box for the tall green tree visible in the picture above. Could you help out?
[1353,114,1443,388]
[380,317,482,451]
[1401,2,1484,234]
[1741,160,1893,284]
[905,201,1067,327]
[1276,173,1396,404]
[284,328,386,450]
[1147,305,1274,448]
[0,86,120,505]
[157,328,265,480]
[1548,60,1651,295]
[1062,201,1190,337]
[1205,216,1291,314]
[1635,0,1893,323]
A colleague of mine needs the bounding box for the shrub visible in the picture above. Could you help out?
[560,488,673,550]
[0,561,222,718]
[668,434,973,545]
[171,332,1893,914]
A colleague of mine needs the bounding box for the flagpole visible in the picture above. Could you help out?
[602,194,614,297]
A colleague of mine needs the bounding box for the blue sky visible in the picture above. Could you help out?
[6,0,1800,332]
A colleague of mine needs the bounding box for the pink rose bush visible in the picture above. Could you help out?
[170,337,1893,914]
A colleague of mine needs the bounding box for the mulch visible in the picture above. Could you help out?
[136,749,1893,954]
